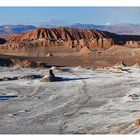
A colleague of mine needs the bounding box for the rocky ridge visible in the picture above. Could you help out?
[7,27,116,49]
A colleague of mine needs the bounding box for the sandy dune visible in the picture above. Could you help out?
[0,66,140,134]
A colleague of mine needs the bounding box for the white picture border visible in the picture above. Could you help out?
[0,0,140,140]
[0,0,139,6]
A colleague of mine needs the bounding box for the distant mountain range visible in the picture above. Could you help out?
[0,23,140,38]
[71,23,140,35]
[0,25,36,38]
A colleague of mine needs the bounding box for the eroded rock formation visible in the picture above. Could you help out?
[125,41,140,48]
[0,27,140,58]
[3,27,115,52]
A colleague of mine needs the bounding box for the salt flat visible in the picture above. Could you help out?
[0,66,140,134]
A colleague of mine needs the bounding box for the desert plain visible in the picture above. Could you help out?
[0,27,140,134]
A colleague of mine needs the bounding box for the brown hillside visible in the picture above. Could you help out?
[7,27,115,49]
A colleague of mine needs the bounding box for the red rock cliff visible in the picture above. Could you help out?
[7,27,114,49]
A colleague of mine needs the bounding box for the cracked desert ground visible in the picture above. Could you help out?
[1,66,140,134]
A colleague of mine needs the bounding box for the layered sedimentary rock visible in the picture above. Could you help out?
[0,27,117,57]
[126,41,140,48]
[0,27,140,57]
[7,27,115,49]
[0,41,48,57]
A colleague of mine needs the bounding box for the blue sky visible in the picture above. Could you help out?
[0,7,140,25]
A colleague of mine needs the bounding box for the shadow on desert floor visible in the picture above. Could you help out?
[0,95,18,100]
[55,77,91,82]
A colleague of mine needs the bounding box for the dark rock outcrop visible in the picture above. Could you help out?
[0,57,47,68]
[0,74,43,81]
[0,76,18,81]
[0,38,7,44]
[19,74,43,79]
[0,58,13,66]
[11,59,47,68]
